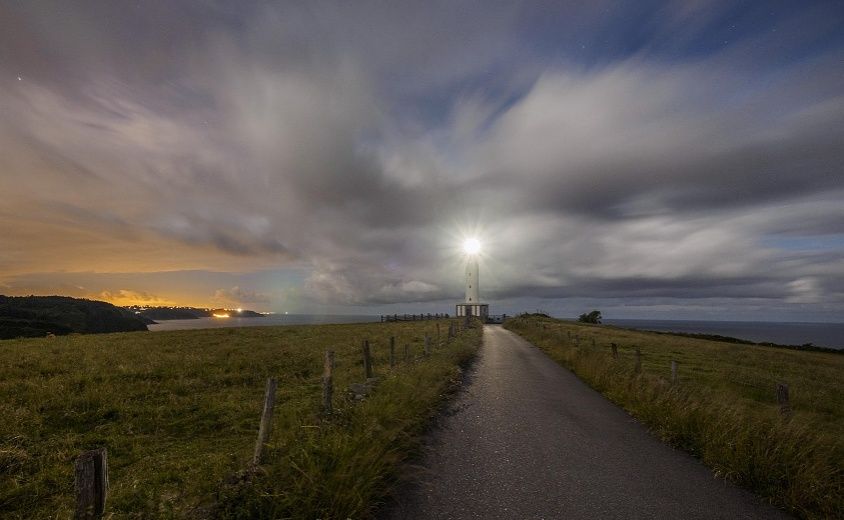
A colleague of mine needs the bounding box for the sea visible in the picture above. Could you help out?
[147,314,378,331]
[148,314,844,350]
[604,319,844,350]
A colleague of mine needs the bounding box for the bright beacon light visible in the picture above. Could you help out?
[463,238,481,255]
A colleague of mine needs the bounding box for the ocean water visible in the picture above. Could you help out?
[148,314,379,331]
[604,319,844,350]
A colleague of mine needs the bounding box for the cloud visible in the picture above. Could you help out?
[786,277,824,304]
[304,265,448,305]
[212,286,271,306]
[470,56,844,219]
[1,1,842,319]
[97,289,175,306]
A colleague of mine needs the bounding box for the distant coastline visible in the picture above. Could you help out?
[603,318,844,351]
[0,298,273,340]
[124,306,264,321]
[0,295,149,339]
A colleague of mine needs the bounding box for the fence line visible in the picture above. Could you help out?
[70,319,479,518]
[323,351,334,414]
[362,340,373,379]
[74,448,108,519]
[525,319,796,417]
[381,313,449,322]
[381,313,510,324]
[253,377,278,466]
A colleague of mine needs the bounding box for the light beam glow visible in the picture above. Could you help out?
[463,238,481,255]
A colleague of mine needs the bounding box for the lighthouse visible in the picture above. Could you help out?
[456,238,489,320]
[465,256,479,304]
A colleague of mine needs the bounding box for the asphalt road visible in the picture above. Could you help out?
[383,325,790,520]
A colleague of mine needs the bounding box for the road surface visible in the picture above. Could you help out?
[383,325,789,519]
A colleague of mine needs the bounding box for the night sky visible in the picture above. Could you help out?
[1,1,842,320]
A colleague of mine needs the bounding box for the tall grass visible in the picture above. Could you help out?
[505,315,843,519]
[0,320,482,518]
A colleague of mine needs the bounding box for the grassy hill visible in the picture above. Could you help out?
[505,315,843,519]
[0,296,149,339]
[0,319,481,518]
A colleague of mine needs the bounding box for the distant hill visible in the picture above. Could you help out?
[0,295,150,339]
[135,307,204,320]
[126,306,265,320]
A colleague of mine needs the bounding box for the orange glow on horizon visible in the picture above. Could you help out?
[3,285,267,313]
[212,312,230,318]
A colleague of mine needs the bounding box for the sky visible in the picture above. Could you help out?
[1,1,843,321]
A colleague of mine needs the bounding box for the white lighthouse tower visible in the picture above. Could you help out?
[456,238,489,320]
[465,256,479,304]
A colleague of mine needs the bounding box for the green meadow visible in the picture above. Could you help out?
[0,320,481,518]
[505,315,843,520]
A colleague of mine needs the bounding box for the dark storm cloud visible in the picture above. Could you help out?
[1,1,842,317]
[471,54,844,220]
[493,276,789,300]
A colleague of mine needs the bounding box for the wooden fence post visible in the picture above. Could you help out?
[389,336,396,368]
[404,343,410,362]
[424,335,431,355]
[253,377,278,465]
[611,343,618,359]
[437,323,441,344]
[74,447,108,519]
[363,340,373,379]
[567,331,571,340]
[670,360,678,384]
[634,348,642,373]
[323,351,334,414]
[777,383,791,416]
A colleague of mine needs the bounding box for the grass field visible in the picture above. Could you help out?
[505,315,843,519]
[0,319,481,518]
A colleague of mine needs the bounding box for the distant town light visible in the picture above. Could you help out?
[212,312,230,318]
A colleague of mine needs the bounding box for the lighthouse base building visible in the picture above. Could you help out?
[455,302,489,320]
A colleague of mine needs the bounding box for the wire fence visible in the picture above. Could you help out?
[71,318,479,519]
[520,318,795,414]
